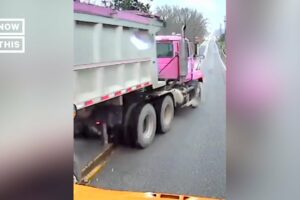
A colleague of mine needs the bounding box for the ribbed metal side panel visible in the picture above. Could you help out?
[74,13,163,108]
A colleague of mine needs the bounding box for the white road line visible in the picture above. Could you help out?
[213,41,227,71]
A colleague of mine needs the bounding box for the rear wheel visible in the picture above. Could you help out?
[131,103,157,148]
[122,103,138,146]
[156,95,174,133]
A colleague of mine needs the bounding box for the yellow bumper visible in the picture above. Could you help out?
[74,184,223,200]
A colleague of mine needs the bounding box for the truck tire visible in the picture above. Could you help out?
[74,120,88,137]
[156,95,174,133]
[122,103,138,146]
[191,81,202,108]
[131,103,157,148]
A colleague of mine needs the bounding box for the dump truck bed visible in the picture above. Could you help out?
[73,3,164,110]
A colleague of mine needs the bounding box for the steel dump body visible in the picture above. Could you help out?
[74,2,164,110]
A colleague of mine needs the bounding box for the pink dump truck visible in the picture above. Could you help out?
[74,3,204,148]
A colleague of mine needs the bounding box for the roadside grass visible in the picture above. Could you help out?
[217,38,226,64]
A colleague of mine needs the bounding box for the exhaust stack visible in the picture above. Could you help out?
[179,25,188,83]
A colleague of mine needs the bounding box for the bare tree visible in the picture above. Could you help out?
[155,5,208,43]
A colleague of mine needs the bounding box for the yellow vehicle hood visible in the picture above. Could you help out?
[74,184,223,200]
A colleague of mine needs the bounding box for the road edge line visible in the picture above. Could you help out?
[80,143,115,184]
[214,41,227,71]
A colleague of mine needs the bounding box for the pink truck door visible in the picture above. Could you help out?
[157,41,179,80]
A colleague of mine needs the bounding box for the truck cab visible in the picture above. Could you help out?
[156,35,203,82]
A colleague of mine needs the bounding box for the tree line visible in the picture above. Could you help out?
[101,0,208,43]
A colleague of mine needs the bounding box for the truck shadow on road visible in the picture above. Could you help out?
[174,106,204,118]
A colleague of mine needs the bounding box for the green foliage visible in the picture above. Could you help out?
[112,0,152,13]
[219,33,225,43]
[218,33,226,54]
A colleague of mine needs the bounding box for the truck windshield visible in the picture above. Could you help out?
[156,43,173,58]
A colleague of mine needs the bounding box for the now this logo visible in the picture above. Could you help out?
[0,19,25,53]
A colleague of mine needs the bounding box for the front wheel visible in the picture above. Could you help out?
[191,81,203,108]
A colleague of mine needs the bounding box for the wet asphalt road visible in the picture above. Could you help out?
[91,40,226,198]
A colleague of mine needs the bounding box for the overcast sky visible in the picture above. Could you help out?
[147,0,226,33]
